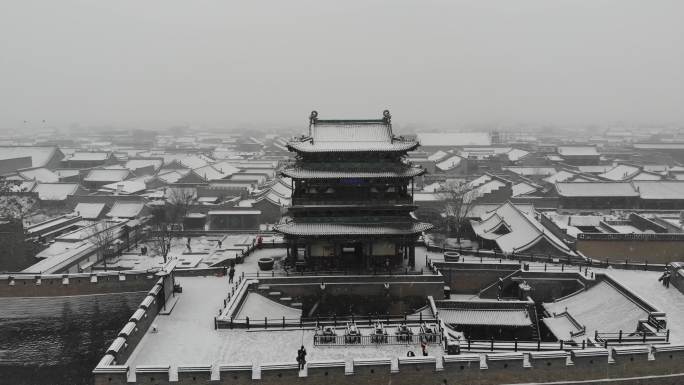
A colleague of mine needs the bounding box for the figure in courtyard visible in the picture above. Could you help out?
[217,239,222,249]
[421,341,428,356]
[229,266,235,283]
[659,269,670,287]
[297,345,307,369]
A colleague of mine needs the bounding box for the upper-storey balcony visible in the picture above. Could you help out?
[291,193,414,207]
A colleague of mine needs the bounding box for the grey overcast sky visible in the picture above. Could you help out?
[1,0,683,130]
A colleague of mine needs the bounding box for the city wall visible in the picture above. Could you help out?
[0,269,174,385]
[0,270,163,297]
[96,273,175,366]
[93,346,684,385]
[577,235,684,264]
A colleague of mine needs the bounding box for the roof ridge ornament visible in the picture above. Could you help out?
[382,109,391,124]
[308,110,318,140]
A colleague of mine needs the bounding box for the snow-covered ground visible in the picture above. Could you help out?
[97,233,281,271]
[125,275,440,380]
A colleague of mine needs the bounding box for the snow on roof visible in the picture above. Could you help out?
[69,152,110,161]
[512,182,538,197]
[313,120,391,142]
[125,159,163,171]
[557,146,599,156]
[101,178,148,194]
[54,169,80,178]
[421,182,443,193]
[236,199,255,207]
[24,241,95,273]
[84,169,131,183]
[464,179,506,204]
[269,178,292,198]
[599,164,641,181]
[543,170,577,184]
[555,182,638,197]
[289,117,418,153]
[471,202,573,255]
[504,167,557,177]
[544,213,605,238]
[427,150,449,162]
[576,165,613,174]
[0,146,59,168]
[642,164,669,173]
[416,132,491,146]
[74,203,107,219]
[632,181,684,200]
[18,168,59,183]
[467,174,493,189]
[467,203,534,219]
[436,155,463,171]
[544,281,648,336]
[107,202,145,218]
[631,171,662,181]
[31,183,80,201]
[506,148,530,162]
[439,308,531,327]
[211,161,241,175]
[157,170,188,183]
[176,155,211,169]
[193,165,233,181]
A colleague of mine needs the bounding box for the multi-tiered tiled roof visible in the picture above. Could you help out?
[275,110,431,240]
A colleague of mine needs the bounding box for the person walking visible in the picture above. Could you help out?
[297,345,307,370]
[659,269,669,286]
[228,266,235,283]
[664,271,671,288]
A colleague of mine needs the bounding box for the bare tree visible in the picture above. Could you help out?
[89,221,119,271]
[0,177,38,271]
[166,186,195,231]
[0,177,36,225]
[439,181,475,245]
[148,205,174,264]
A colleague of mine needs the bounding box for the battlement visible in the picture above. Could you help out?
[92,345,684,385]
[0,269,162,297]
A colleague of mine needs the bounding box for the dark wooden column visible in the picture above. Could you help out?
[408,245,416,268]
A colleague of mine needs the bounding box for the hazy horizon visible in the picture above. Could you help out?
[2,0,684,131]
